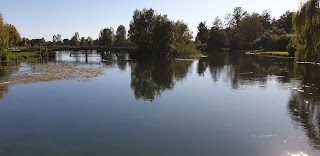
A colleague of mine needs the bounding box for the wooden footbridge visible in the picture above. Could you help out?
[50,46,133,53]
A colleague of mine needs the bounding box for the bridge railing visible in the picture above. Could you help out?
[49,46,133,52]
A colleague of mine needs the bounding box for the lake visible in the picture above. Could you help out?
[0,51,319,156]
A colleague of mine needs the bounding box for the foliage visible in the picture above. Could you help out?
[0,13,21,54]
[207,29,228,50]
[149,15,174,57]
[80,37,87,46]
[52,34,62,45]
[19,37,30,46]
[260,10,272,30]
[19,46,40,52]
[255,27,290,51]
[129,8,156,52]
[63,39,70,45]
[99,28,114,46]
[231,14,264,50]
[195,21,209,44]
[86,37,94,46]
[30,38,45,46]
[6,24,20,46]
[129,8,199,58]
[5,52,39,61]
[207,17,228,50]
[293,0,320,62]
[70,32,80,46]
[0,13,8,51]
[172,21,199,57]
[114,25,127,47]
[287,39,296,57]
[227,7,248,28]
[275,11,293,33]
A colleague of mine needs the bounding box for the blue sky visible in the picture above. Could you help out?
[0,0,301,41]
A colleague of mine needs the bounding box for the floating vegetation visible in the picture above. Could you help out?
[0,63,103,86]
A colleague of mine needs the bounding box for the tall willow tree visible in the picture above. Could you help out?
[293,0,320,62]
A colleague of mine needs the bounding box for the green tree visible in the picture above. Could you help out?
[5,24,20,46]
[0,13,9,50]
[129,8,174,57]
[207,17,228,50]
[114,25,127,47]
[70,32,80,46]
[52,34,62,45]
[275,11,293,33]
[172,21,198,57]
[129,8,198,58]
[63,39,70,46]
[0,37,4,54]
[213,17,223,29]
[99,28,114,46]
[149,15,174,57]
[129,8,156,52]
[195,21,209,44]
[261,10,272,30]
[19,37,30,46]
[232,14,264,50]
[86,37,94,46]
[293,0,320,62]
[229,7,248,28]
[255,27,289,51]
[80,37,87,46]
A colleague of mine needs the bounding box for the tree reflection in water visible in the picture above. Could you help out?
[130,59,193,101]
[288,64,320,150]
[205,53,294,89]
[0,62,20,100]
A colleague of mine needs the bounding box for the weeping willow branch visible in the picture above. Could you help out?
[293,0,320,62]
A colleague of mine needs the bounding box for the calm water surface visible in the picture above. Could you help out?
[0,52,319,156]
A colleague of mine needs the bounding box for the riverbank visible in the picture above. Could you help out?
[243,50,289,58]
[5,52,40,61]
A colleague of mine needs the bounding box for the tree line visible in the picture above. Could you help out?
[50,25,128,47]
[50,8,199,58]
[195,7,294,53]
[1,0,319,61]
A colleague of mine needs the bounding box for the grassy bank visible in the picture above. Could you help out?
[18,46,41,52]
[242,50,289,57]
[258,51,289,57]
[5,52,39,61]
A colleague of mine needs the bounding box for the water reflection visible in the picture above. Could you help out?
[128,53,295,102]
[56,50,102,63]
[197,58,208,76]
[288,152,309,156]
[0,62,21,99]
[2,52,320,155]
[288,64,320,150]
[130,59,192,101]
[200,53,294,89]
